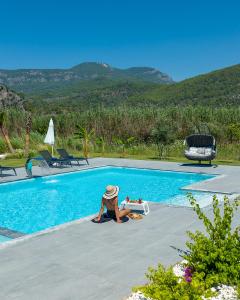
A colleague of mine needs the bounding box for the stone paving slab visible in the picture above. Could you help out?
[0,202,238,300]
[0,204,196,300]
[0,158,239,299]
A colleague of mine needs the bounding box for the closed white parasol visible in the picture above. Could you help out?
[44,118,55,155]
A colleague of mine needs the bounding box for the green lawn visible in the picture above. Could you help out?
[1,152,240,168]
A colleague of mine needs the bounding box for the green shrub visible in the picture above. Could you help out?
[135,264,214,300]
[134,195,240,299]
[185,195,240,288]
[0,138,7,153]
[11,137,24,149]
[28,149,37,158]
[151,123,175,159]
[30,132,44,144]
[7,149,25,159]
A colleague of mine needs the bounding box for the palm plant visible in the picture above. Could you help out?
[75,126,94,158]
[0,110,14,153]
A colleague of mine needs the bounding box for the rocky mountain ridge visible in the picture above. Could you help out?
[0,62,173,94]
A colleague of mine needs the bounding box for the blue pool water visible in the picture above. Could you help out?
[0,235,11,243]
[0,167,216,234]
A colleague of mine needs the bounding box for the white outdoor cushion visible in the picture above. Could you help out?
[204,148,212,155]
[189,147,198,154]
[185,147,214,157]
[196,147,206,154]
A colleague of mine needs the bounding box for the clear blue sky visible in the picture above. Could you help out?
[0,0,239,81]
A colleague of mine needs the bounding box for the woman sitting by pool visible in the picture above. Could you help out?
[94,185,131,223]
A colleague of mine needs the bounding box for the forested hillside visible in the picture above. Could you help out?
[23,63,240,112]
[135,64,240,106]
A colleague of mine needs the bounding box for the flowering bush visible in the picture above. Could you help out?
[185,195,240,290]
[133,195,240,299]
[134,264,213,299]
[184,266,193,283]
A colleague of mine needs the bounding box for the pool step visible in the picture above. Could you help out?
[0,227,26,239]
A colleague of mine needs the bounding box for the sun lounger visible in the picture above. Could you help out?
[39,150,72,167]
[57,149,89,165]
[0,165,17,176]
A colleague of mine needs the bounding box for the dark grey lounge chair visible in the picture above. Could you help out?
[39,150,72,167]
[0,165,17,176]
[57,149,89,165]
[184,134,216,164]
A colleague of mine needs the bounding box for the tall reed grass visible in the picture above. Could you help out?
[1,106,240,161]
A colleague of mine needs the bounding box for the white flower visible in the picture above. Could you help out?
[202,284,238,300]
[172,259,188,280]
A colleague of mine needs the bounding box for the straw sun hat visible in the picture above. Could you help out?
[103,185,119,199]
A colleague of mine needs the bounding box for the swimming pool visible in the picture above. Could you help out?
[0,166,217,234]
[0,235,11,243]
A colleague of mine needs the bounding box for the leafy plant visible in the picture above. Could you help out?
[10,137,24,149]
[134,195,240,299]
[75,126,94,158]
[185,194,240,288]
[227,123,240,143]
[7,149,24,159]
[151,123,175,159]
[135,264,213,300]
[113,136,135,157]
[0,137,7,153]
[95,136,106,155]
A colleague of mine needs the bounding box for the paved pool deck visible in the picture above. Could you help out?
[0,158,239,300]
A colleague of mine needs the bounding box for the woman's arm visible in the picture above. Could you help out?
[95,198,105,221]
[114,197,122,223]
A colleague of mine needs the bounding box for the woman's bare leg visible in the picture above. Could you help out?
[119,208,131,218]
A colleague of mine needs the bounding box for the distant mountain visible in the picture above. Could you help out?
[123,67,171,83]
[2,64,240,112]
[27,63,240,111]
[131,63,240,106]
[0,85,24,110]
[0,62,173,94]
